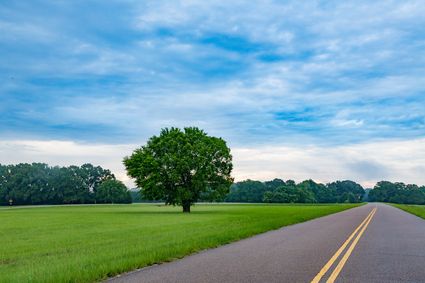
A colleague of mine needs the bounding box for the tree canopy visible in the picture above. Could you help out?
[369,181,425,204]
[123,127,233,212]
[227,179,365,204]
[96,179,132,204]
[0,163,130,205]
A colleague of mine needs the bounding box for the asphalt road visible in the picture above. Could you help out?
[108,203,425,283]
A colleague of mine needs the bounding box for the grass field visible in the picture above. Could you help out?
[0,203,361,283]
[392,204,425,219]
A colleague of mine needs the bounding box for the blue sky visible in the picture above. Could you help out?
[1,1,424,186]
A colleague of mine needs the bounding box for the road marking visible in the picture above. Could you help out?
[326,208,376,283]
[311,207,377,283]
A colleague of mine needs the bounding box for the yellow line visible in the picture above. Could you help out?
[310,207,376,283]
[326,208,376,283]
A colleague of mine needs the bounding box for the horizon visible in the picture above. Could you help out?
[1,1,424,187]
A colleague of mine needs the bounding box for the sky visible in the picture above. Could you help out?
[1,1,424,187]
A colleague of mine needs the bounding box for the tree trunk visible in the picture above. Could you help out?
[182,202,191,213]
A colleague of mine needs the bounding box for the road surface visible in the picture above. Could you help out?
[107,203,425,282]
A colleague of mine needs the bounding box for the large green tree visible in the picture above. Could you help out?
[123,127,233,212]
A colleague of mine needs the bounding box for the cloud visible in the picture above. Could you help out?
[1,138,424,188]
[232,137,425,187]
[0,1,424,183]
[0,140,136,186]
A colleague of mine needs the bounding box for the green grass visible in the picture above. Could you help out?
[392,204,425,219]
[0,203,361,283]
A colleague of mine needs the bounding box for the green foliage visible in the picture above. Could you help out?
[362,188,372,202]
[264,178,286,191]
[96,179,132,204]
[0,163,124,205]
[369,181,425,204]
[0,203,360,283]
[129,188,142,203]
[225,180,267,202]
[263,180,316,203]
[227,179,365,204]
[327,180,365,203]
[124,127,233,212]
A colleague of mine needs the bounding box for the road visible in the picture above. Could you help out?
[108,203,425,283]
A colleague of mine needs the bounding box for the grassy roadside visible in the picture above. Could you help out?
[0,203,361,283]
[392,204,425,219]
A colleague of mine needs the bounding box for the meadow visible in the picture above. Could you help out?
[392,204,425,219]
[0,203,360,283]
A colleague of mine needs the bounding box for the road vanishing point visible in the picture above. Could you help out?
[108,203,425,283]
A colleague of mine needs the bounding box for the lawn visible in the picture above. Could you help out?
[0,203,361,283]
[392,204,425,219]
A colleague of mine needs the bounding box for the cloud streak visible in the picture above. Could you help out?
[0,1,424,184]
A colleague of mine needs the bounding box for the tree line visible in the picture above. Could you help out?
[368,181,425,204]
[225,179,365,203]
[224,179,425,205]
[0,163,131,205]
[2,164,425,206]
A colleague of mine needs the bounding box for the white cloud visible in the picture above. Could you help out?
[0,140,136,186]
[1,138,424,188]
[1,0,424,185]
[233,138,425,187]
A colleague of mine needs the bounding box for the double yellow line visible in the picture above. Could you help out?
[311,207,377,283]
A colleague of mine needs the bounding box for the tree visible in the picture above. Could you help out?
[327,180,365,203]
[0,164,8,205]
[6,163,50,205]
[49,166,87,204]
[129,188,143,203]
[264,178,286,191]
[368,181,425,204]
[298,179,330,203]
[123,127,233,212]
[79,164,115,196]
[225,180,267,203]
[0,163,117,206]
[96,179,132,204]
[263,186,299,203]
[369,181,400,202]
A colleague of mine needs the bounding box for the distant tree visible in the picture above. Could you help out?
[368,181,425,204]
[129,188,143,203]
[5,163,51,205]
[0,163,117,206]
[0,164,9,205]
[79,164,115,196]
[362,188,372,202]
[389,184,425,204]
[225,180,266,203]
[50,166,87,204]
[369,181,400,202]
[327,180,365,203]
[263,183,302,203]
[123,127,233,212]
[96,179,131,204]
[295,181,317,203]
[228,178,366,204]
[264,178,286,191]
[199,185,229,202]
[297,179,320,203]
